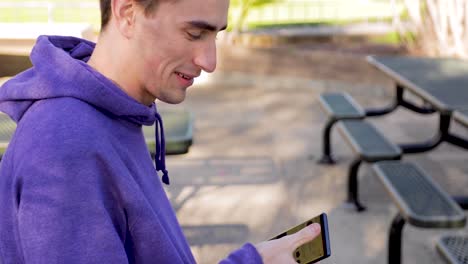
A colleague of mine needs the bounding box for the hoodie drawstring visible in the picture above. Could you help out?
[154,111,169,185]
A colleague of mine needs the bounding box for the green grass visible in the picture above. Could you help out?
[0,8,100,23]
[0,1,101,30]
[248,16,395,30]
[368,32,402,45]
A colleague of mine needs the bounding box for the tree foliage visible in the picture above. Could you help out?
[230,0,279,32]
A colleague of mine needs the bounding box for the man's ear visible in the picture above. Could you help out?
[111,0,136,38]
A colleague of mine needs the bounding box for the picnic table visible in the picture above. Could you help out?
[367,55,468,152]
[454,109,468,128]
[318,55,468,213]
[318,55,468,264]
[366,55,468,264]
[366,56,468,210]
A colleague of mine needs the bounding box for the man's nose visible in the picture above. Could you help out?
[194,41,217,73]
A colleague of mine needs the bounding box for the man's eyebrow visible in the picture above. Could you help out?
[187,21,227,32]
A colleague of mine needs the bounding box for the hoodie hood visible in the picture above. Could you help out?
[0,35,169,184]
[0,35,155,124]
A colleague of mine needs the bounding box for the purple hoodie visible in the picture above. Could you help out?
[0,36,262,264]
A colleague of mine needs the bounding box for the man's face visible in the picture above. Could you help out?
[130,0,229,105]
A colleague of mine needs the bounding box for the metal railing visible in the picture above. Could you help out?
[231,0,403,27]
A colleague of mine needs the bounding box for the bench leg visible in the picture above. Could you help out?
[399,112,448,154]
[318,119,338,164]
[364,85,401,117]
[364,101,398,117]
[345,159,366,211]
[388,213,406,264]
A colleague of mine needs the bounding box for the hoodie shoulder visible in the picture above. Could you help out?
[12,97,113,157]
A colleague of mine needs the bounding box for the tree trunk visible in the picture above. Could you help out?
[402,0,468,58]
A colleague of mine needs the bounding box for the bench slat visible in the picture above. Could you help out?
[319,92,365,120]
[437,235,468,264]
[338,120,401,161]
[373,161,466,228]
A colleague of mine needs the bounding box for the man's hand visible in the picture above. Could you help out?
[255,223,321,264]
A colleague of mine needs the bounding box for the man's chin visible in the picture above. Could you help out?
[157,93,186,104]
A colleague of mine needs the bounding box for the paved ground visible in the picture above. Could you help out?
[158,42,468,263]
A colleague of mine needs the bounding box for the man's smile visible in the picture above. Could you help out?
[175,71,198,86]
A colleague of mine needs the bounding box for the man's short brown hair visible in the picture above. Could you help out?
[99,0,159,30]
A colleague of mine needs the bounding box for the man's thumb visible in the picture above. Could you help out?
[289,223,321,251]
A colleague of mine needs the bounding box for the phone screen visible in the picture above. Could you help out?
[270,213,331,264]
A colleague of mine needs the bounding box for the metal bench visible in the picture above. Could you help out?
[372,161,466,264]
[337,119,401,211]
[0,114,16,155]
[143,109,194,155]
[0,109,193,159]
[318,92,365,164]
[437,235,468,264]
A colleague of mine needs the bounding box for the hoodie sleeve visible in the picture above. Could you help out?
[219,243,263,264]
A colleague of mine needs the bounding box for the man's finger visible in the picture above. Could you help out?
[286,223,321,251]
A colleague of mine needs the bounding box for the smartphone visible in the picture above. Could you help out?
[270,213,331,264]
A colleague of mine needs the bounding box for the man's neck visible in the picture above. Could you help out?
[87,32,146,105]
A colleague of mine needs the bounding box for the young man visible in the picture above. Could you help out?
[0,0,321,263]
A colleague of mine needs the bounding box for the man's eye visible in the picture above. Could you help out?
[187,32,202,40]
